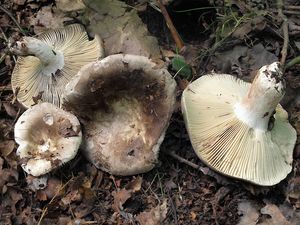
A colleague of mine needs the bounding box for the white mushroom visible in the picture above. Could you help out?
[181,62,297,186]
[10,24,104,108]
[62,54,176,176]
[15,102,82,176]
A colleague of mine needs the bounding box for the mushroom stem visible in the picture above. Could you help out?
[234,62,285,131]
[10,37,64,74]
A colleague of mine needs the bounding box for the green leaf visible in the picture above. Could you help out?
[171,55,192,79]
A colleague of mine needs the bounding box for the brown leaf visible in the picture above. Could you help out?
[112,188,132,212]
[237,200,260,225]
[136,199,168,225]
[286,177,300,209]
[232,17,266,39]
[111,176,143,212]
[260,203,291,225]
[38,177,64,200]
[3,102,17,118]
[29,6,72,34]
[61,189,83,205]
[125,176,143,192]
[0,140,15,157]
[84,0,161,58]
[13,0,26,5]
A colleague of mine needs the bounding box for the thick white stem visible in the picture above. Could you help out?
[234,62,285,131]
[10,37,64,75]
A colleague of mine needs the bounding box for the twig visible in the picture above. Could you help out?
[156,0,184,50]
[0,6,26,35]
[165,151,207,174]
[37,179,71,225]
[277,0,289,65]
[283,5,300,10]
[282,10,300,15]
[0,86,12,91]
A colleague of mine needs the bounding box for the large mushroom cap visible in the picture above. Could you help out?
[62,54,176,176]
[15,102,82,176]
[11,24,103,108]
[182,69,296,186]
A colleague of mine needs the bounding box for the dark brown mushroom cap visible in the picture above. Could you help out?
[62,54,176,175]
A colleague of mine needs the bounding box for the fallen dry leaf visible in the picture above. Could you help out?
[125,176,142,192]
[237,200,260,225]
[56,0,85,12]
[136,199,168,225]
[2,102,17,118]
[84,0,161,58]
[112,176,143,212]
[112,188,132,212]
[29,5,72,34]
[0,140,15,157]
[37,177,64,200]
[61,189,83,205]
[259,203,290,225]
[286,177,300,209]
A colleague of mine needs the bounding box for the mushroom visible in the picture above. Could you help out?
[10,24,104,108]
[62,54,176,176]
[181,62,297,186]
[15,102,82,176]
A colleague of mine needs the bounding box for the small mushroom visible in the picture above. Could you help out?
[10,24,104,108]
[181,62,297,186]
[15,102,82,176]
[62,54,176,176]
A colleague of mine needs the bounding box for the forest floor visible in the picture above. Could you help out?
[0,0,300,224]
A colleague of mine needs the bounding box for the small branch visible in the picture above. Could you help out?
[283,5,300,10]
[282,10,300,15]
[0,6,26,35]
[0,86,12,91]
[156,0,184,50]
[165,151,207,174]
[277,0,289,65]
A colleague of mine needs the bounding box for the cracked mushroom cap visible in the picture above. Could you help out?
[11,24,103,108]
[62,54,176,176]
[15,102,82,176]
[182,64,297,186]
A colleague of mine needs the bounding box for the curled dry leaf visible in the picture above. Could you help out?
[0,140,15,157]
[237,201,260,225]
[84,0,161,58]
[29,6,72,34]
[37,177,64,200]
[260,203,290,225]
[112,176,143,212]
[2,102,17,118]
[56,0,85,12]
[136,199,168,225]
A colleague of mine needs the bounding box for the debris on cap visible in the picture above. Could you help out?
[63,54,176,176]
[182,62,297,186]
[14,102,82,176]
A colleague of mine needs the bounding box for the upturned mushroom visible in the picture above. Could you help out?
[62,54,176,176]
[15,102,82,176]
[10,24,104,108]
[181,62,297,186]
